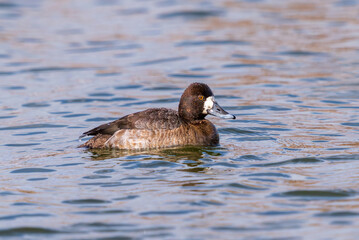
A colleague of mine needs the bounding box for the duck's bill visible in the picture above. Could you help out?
[208,102,236,119]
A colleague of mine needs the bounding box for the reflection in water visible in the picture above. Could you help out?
[85,146,226,164]
[1,0,359,239]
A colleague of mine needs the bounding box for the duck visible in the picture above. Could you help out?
[79,82,235,149]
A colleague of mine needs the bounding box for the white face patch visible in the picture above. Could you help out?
[203,96,215,114]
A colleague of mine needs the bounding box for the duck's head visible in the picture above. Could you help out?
[178,82,236,121]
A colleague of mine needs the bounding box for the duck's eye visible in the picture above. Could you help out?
[198,95,204,101]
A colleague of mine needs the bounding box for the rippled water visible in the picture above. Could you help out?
[1,0,359,239]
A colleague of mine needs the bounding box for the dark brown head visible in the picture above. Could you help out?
[178,82,236,122]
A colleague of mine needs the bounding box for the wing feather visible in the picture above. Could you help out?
[80,108,181,137]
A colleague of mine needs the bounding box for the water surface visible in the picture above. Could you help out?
[1,0,359,239]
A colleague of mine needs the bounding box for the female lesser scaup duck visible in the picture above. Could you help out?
[79,82,235,149]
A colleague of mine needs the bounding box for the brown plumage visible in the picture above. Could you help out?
[79,82,235,150]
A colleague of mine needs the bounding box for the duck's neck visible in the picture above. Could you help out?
[178,108,206,123]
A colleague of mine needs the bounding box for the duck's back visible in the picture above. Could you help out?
[80,108,182,149]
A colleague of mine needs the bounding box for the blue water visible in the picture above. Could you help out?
[1,0,359,239]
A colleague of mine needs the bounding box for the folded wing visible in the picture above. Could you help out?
[80,108,181,138]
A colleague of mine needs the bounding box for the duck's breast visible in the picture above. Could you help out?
[186,120,219,146]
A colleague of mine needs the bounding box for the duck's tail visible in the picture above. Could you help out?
[78,134,112,149]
